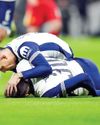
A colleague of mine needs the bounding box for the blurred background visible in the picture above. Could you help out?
[12,0,100,37]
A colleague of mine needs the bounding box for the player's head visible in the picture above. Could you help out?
[4,78,34,98]
[0,47,16,72]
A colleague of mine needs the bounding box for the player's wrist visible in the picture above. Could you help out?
[17,72,23,78]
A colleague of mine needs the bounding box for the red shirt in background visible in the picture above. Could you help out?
[25,0,62,35]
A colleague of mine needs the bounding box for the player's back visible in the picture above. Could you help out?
[6,33,73,59]
[11,33,72,52]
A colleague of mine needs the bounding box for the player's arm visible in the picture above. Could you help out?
[17,42,52,79]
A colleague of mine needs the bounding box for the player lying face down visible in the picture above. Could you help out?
[4,59,99,98]
[4,74,97,98]
[4,78,86,98]
[3,57,100,98]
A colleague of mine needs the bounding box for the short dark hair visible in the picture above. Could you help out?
[4,78,34,98]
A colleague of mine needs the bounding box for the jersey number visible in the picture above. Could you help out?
[2,10,11,25]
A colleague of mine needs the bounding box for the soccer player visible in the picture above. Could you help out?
[0,0,15,41]
[11,58,97,98]
[0,32,100,97]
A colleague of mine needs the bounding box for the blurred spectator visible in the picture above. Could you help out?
[68,0,88,36]
[87,0,100,36]
[0,0,15,41]
[73,0,88,20]
[14,0,100,37]
[56,0,70,35]
[14,0,26,35]
[69,0,100,37]
[14,0,62,36]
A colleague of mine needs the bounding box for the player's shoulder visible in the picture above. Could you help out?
[8,32,61,46]
[12,33,36,42]
[7,33,40,47]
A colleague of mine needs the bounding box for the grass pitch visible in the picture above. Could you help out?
[0,36,100,125]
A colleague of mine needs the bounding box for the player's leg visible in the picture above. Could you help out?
[42,73,97,97]
[75,58,100,90]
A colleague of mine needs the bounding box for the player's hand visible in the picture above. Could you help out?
[0,28,7,42]
[4,73,22,97]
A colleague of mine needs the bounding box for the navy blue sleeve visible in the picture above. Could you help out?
[18,42,52,79]
[21,54,52,79]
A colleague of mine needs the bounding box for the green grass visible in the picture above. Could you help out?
[0,97,100,125]
[0,36,100,125]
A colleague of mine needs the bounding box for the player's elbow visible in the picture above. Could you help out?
[41,65,52,77]
[43,65,52,76]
